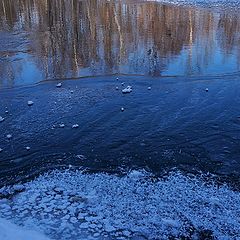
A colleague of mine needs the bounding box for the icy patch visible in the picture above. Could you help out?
[0,171,240,239]
[0,218,50,240]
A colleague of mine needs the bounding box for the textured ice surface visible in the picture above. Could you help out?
[0,170,240,239]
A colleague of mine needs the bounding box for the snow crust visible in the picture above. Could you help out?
[0,170,240,239]
[0,217,50,240]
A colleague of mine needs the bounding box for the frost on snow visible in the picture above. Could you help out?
[0,170,240,239]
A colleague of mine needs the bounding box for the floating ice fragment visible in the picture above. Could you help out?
[70,90,74,94]
[0,116,4,122]
[26,147,31,151]
[56,83,62,88]
[0,148,2,153]
[116,87,119,90]
[80,222,89,229]
[122,86,132,94]
[116,77,119,81]
[121,82,124,86]
[27,101,34,106]
[5,110,8,114]
[72,124,79,129]
[148,87,151,90]
[59,124,65,128]
[162,218,180,228]
[105,224,116,232]
[12,185,25,193]
[205,88,209,92]
[121,107,124,112]
[6,134,12,139]
[76,155,86,160]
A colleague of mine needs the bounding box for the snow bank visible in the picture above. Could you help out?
[0,218,50,240]
[0,170,240,239]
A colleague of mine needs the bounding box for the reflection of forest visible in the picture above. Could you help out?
[0,0,239,81]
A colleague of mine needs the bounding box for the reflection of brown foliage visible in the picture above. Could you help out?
[0,0,239,82]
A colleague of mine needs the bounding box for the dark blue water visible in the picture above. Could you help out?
[0,0,240,186]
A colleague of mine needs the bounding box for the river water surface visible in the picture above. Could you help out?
[0,1,240,239]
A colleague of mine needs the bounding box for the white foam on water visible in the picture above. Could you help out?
[0,170,240,239]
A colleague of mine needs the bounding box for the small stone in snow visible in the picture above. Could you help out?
[26,147,31,151]
[205,88,209,92]
[59,124,65,128]
[56,83,62,88]
[27,101,34,106]
[72,124,79,129]
[148,87,151,90]
[6,134,12,139]
[0,117,4,122]
[121,108,124,112]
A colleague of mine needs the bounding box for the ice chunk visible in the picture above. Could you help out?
[6,134,12,139]
[122,86,132,94]
[56,83,62,88]
[72,124,79,129]
[0,116,4,122]
[27,101,34,106]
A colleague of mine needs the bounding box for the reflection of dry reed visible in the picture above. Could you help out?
[0,0,239,83]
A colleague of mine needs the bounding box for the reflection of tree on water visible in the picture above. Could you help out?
[0,0,240,85]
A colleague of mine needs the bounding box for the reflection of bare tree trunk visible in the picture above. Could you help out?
[187,10,193,75]
[72,0,79,74]
[2,0,6,17]
[113,5,125,62]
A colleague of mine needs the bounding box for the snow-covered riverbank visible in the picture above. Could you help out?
[0,170,240,239]
[0,217,49,240]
